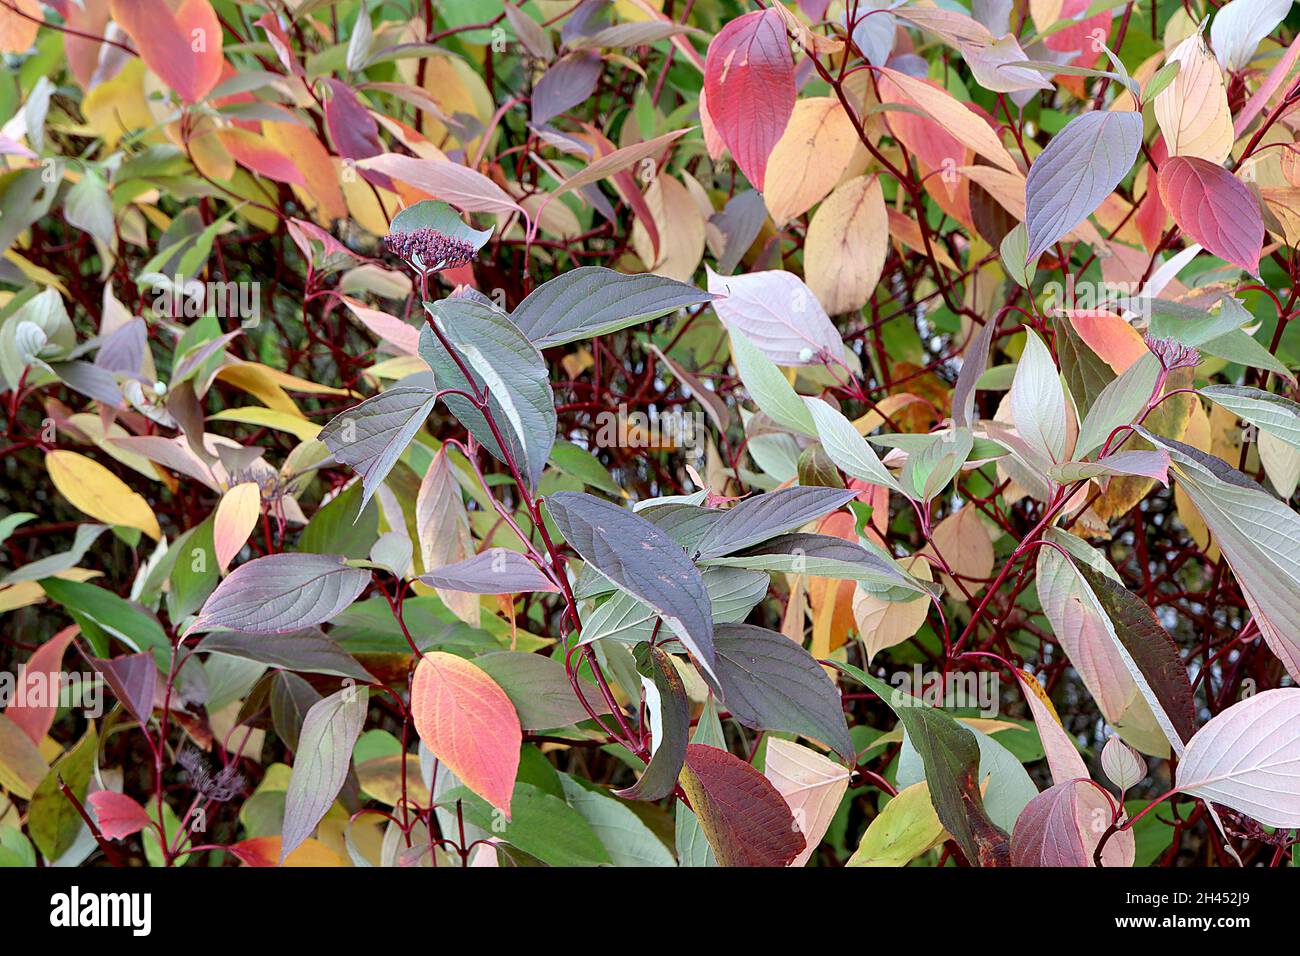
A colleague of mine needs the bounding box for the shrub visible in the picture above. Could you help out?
[0,0,1297,870]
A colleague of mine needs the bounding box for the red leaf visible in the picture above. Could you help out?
[410,652,521,817]
[1044,0,1113,70]
[703,9,795,191]
[1136,136,1169,253]
[679,743,805,867]
[1159,156,1264,273]
[109,0,224,103]
[86,790,153,841]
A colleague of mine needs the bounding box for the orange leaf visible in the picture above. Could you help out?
[109,0,224,103]
[229,836,344,867]
[411,652,521,816]
[1067,310,1150,374]
[217,128,306,186]
[0,0,41,54]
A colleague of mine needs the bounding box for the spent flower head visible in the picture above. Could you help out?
[384,227,478,272]
[1143,334,1200,373]
[178,748,246,803]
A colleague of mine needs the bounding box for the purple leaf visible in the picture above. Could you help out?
[546,491,716,679]
[532,52,603,126]
[90,653,157,726]
[417,548,559,594]
[192,554,370,635]
[281,684,369,862]
[1025,110,1143,261]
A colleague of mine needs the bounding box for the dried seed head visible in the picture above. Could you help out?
[1143,334,1200,372]
[384,227,477,272]
[178,748,246,803]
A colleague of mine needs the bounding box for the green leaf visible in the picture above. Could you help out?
[39,578,168,658]
[999,224,1036,289]
[728,326,816,436]
[1075,561,1198,753]
[1011,329,1068,463]
[1201,384,1300,449]
[29,724,97,861]
[473,651,611,730]
[557,773,676,866]
[299,481,380,559]
[319,387,437,510]
[803,397,902,491]
[548,440,622,495]
[420,295,556,491]
[281,685,369,862]
[167,515,219,621]
[511,267,713,349]
[835,664,1011,866]
[1075,353,1160,458]
[615,643,690,801]
[452,782,611,866]
[1146,432,1300,683]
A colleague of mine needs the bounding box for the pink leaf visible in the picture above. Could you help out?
[703,9,795,191]
[1011,781,1093,866]
[218,129,306,187]
[1176,688,1300,829]
[359,153,524,217]
[1158,156,1264,273]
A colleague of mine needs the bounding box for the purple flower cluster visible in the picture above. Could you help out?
[1143,334,1200,372]
[384,227,478,271]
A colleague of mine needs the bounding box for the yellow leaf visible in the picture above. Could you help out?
[847,781,945,866]
[630,175,706,282]
[341,172,401,236]
[1155,33,1234,164]
[356,753,432,807]
[805,174,888,315]
[3,252,70,297]
[763,98,864,226]
[233,836,346,867]
[46,450,161,540]
[264,121,349,223]
[213,482,262,573]
[0,570,100,616]
[209,406,323,441]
